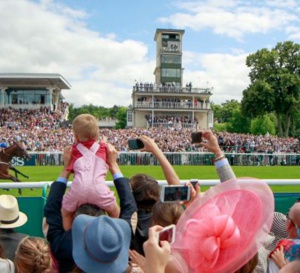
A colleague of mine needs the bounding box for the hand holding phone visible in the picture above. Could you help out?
[128,138,144,150]
[190,179,199,189]
[144,225,172,272]
[155,224,176,245]
[160,185,191,203]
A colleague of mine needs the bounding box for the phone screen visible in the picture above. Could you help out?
[156,224,176,245]
[161,185,190,202]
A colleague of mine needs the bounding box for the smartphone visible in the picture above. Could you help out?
[128,138,144,150]
[160,185,191,203]
[155,224,176,245]
[190,179,198,189]
[191,132,202,143]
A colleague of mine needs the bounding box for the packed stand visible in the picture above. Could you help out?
[0,108,299,161]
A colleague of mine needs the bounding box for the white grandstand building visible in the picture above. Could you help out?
[0,73,71,111]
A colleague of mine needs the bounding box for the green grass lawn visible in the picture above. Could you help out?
[0,165,299,196]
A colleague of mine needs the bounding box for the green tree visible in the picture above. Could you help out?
[242,41,300,137]
[109,105,120,117]
[212,100,240,123]
[68,104,120,121]
[213,122,228,132]
[212,100,251,133]
[250,115,276,135]
[227,108,251,133]
[115,106,128,129]
[210,103,222,122]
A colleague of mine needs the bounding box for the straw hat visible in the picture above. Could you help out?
[172,178,274,273]
[0,195,28,229]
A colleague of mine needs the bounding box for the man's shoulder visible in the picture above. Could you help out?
[0,230,28,240]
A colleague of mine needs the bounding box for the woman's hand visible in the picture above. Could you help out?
[139,135,160,154]
[200,130,223,157]
[143,225,171,273]
[180,180,201,209]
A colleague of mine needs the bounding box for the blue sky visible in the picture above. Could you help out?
[0,0,300,107]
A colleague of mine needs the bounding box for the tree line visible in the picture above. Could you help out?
[68,41,300,138]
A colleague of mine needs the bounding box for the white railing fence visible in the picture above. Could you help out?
[1,179,300,191]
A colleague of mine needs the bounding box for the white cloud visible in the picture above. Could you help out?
[183,51,250,103]
[159,0,299,40]
[1,0,299,109]
[0,0,153,107]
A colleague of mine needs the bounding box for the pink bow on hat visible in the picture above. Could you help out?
[184,203,241,272]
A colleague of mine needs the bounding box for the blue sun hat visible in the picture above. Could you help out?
[72,215,131,273]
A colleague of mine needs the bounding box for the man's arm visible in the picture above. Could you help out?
[44,169,73,260]
[44,147,74,263]
[106,143,138,249]
[106,144,137,223]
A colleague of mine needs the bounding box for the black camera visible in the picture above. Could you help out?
[191,132,202,143]
[128,139,144,150]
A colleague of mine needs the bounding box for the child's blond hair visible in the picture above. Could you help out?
[72,114,99,142]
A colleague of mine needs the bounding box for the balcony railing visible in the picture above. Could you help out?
[135,101,210,109]
[2,103,51,109]
[133,85,212,94]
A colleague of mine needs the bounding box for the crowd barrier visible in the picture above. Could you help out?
[0,180,299,237]
[13,152,300,167]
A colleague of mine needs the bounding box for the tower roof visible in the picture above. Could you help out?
[0,73,71,89]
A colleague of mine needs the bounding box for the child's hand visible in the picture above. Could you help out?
[271,245,287,269]
[106,143,120,175]
[63,146,72,169]
[129,249,146,272]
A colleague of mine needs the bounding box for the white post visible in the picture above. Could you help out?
[47,87,54,110]
[0,86,7,108]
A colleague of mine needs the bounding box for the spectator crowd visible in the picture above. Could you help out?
[0,108,299,158]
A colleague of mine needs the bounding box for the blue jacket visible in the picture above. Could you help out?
[44,177,137,273]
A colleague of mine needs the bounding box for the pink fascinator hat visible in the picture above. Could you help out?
[171,178,274,273]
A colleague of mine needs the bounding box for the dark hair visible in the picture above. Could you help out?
[74,203,106,218]
[152,201,184,226]
[130,174,160,211]
[234,253,258,273]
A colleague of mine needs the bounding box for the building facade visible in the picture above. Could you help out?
[0,73,71,111]
[127,28,213,129]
